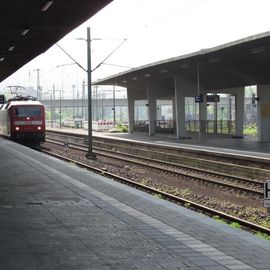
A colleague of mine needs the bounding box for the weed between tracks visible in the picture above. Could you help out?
[43,142,270,238]
[142,180,270,230]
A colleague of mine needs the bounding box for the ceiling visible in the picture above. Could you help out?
[94,31,270,90]
[0,0,112,82]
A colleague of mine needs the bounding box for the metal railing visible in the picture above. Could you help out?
[134,120,149,132]
[186,120,236,135]
[134,119,236,135]
[134,120,176,134]
[155,120,175,134]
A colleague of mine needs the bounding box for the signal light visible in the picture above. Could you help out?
[15,127,20,131]
[37,126,42,130]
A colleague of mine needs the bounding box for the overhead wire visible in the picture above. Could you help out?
[55,43,87,72]
[125,0,206,39]
[26,0,208,89]
[55,0,206,74]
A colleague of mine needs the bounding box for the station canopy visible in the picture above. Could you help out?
[94,31,270,90]
[0,0,112,82]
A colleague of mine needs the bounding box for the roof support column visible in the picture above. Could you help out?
[147,82,156,136]
[234,87,245,138]
[199,95,207,134]
[257,84,270,142]
[172,99,176,132]
[127,88,134,134]
[174,76,187,139]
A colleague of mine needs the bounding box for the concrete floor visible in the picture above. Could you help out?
[0,138,270,269]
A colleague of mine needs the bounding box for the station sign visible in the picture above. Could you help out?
[206,94,220,102]
[195,94,203,103]
[0,95,5,104]
[264,181,270,208]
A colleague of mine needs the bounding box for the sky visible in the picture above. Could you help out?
[1,0,270,98]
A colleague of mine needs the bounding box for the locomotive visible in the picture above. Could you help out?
[0,96,46,145]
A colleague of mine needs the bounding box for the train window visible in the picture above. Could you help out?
[14,106,42,117]
[29,107,42,116]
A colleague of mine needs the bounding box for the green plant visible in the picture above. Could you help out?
[155,193,164,199]
[244,125,257,136]
[256,232,270,240]
[230,222,241,229]
[260,219,270,229]
[212,215,226,223]
[184,202,191,208]
[109,124,128,133]
[69,161,76,165]
[117,124,128,132]
[181,189,192,196]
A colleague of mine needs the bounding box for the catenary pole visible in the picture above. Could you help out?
[86,27,96,159]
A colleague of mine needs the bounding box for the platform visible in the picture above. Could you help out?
[1,138,270,269]
[48,127,270,160]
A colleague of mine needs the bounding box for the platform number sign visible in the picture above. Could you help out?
[264,181,270,207]
[195,94,203,103]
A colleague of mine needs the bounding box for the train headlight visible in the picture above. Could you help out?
[37,126,42,130]
[15,127,20,131]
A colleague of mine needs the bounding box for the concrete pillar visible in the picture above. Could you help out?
[257,84,270,142]
[127,88,134,134]
[172,97,176,130]
[234,87,245,138]
[147,82,156,136]
[199,94,207,134]
[174,76,187,139]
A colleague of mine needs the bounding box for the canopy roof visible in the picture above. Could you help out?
[95,31,270,90]
[0,0,112,82]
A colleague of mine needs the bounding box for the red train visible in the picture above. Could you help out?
[0,96,46,145]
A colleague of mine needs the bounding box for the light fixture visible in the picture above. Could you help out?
[160,68,168,73]
[132,76,137,80]
[208,57,221,63]
[21,28,30,36]
[122,80,127,83]
[41,1,54,11]
[8,46,15,52]
[0,57,5,62]
[144,73,151,77]
[180,63,189,68]
[250,46,267,54]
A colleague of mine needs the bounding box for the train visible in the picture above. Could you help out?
[0,96,46,145]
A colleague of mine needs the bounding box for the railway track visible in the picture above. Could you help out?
[45,135,264,197]
[46,131,270,181]
[39,143,270,236]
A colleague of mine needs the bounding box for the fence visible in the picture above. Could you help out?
[86,120,115,132]
[186,120,236,135]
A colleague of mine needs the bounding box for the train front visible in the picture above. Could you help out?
[10,101,46,145]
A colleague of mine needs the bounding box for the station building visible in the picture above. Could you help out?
[94,31,270,142]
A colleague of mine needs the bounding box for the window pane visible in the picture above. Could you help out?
[14,106,41,117]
